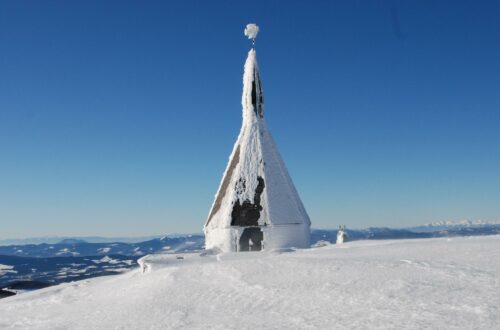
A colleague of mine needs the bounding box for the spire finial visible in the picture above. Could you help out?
[244,23,259,48]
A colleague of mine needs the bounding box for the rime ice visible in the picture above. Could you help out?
[204,29,311,252]
[244,23,259,40]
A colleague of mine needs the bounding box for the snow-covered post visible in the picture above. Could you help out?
[337,225,347,245]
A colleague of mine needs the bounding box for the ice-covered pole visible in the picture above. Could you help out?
[242,24,264,119]
[244,23,259,48]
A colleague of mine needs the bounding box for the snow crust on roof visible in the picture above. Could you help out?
[205,49,309,229]
[205,49,264,229]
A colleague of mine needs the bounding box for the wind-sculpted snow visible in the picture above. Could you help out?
[1,236,499,329]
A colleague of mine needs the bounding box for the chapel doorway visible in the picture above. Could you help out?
[239,227,263,251]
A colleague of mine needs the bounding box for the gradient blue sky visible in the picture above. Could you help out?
[1,1,499,239]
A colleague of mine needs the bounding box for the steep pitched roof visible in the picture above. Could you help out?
[205,49,310,230]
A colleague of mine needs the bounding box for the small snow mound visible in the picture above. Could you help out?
[268,248,295,254]
[199,247,222,257]
[244,23,259,40]
[137,255,152,273]
[311,240,332,248]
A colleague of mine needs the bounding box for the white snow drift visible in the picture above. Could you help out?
[1,235,499,329]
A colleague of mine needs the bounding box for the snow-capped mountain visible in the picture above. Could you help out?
[312,223,500,243]
[409,220,500,232]
[0,235,204,258]
[0,236,204,290]
[0,235,175,246]
[0,254,137,292]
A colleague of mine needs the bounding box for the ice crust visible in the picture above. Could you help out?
[244,23,259,40]
[204,49,310,252]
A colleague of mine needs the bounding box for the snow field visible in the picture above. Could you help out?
[1,235,499,329]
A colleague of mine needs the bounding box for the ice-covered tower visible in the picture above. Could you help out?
[204,24,311,252]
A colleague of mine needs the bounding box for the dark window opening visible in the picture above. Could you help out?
[231,177,265,226]
[258,76,264,115]
[239,227,263,252]
[251,79,257,111]
[251,69,264,118]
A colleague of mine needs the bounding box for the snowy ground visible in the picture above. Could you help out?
[1,236,499,329]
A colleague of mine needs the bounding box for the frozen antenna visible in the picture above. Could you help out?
[244,23,259,47]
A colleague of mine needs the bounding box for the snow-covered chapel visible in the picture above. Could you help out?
[204,24,311,252]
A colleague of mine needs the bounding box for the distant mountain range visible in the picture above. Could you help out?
[312,222,500,243]
[1,223,499,296]
[0,235,204,291]
[0,235,171,246]
[0,235,204,258]
[407,220,500,232]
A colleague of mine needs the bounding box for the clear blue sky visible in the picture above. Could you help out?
[1,1,499,239]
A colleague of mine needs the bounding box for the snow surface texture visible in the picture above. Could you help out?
[204,47,310,252]
[1,235,499,329]
[244,23,259,40]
